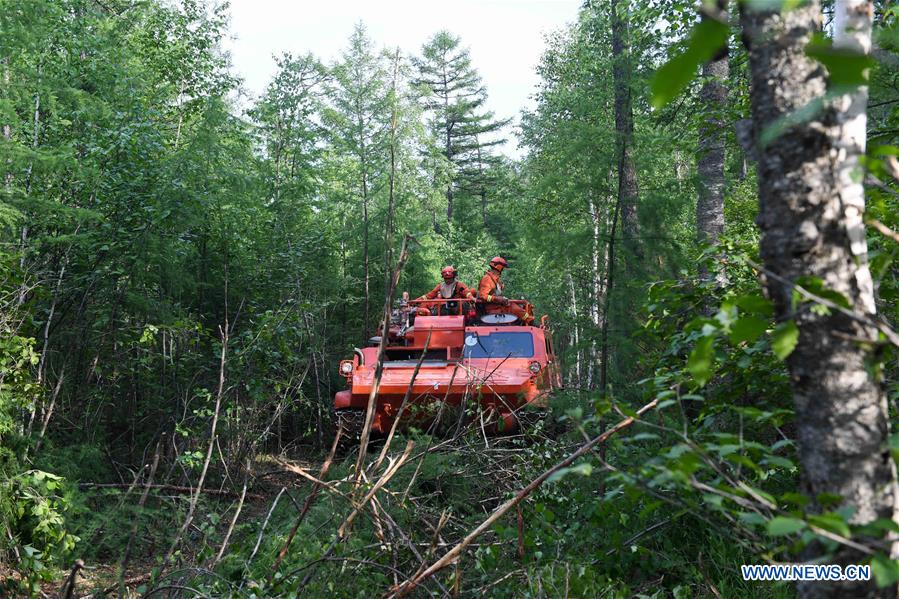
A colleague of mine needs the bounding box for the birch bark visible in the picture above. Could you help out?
[741,2,897,596]
[697,2,728,250]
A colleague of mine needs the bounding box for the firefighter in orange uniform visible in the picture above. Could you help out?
[415,266,474,315]
[478,256,534,325]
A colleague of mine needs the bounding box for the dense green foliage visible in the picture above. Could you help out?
[1,0,898,597]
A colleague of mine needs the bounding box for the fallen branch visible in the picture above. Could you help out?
[78,482,262,501]
[387,397,660,598]
[164,319,230,565]
[82,573,153,599]
[119,434,165,587]
[356,234,413,481]
[339,440,414,537]
[867,218,899,244]
[212,461,250,566]
[374,330,432,471]
[268,424,343,582]
[249,486,286,563]
[58,559,84,599]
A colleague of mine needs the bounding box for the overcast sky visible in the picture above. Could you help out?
[223,0,582,156]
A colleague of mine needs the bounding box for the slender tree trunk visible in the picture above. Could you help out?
[2,57,11,187]
[567,273,582,387]
[273,120,283,204]
[610,0,639,241]
[33,367,64,455]
[833,0,875,316]
[596,184,623,499]
[599,194,621,396]
[213,460,250,566]
[340,218,348,343]
[354,236,412,478]
[24,65,41,192]
[697,2,728,251]
[587,198,603,389]
[674,149,686,181]
[119,434,163,588]
[741,3,897,597]
[174,82,186,150]
[384,49,401,276]
[362,172,369,336]
[476,142,488,227]
[164,313,229,565]
[442,62,453,224]
[360,135,370,337]
[18,66,42,307]
[697,1,730,303]
[445,127,453,223]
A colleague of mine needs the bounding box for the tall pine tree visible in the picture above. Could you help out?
[413,31,508,231]
[324,23,390,335]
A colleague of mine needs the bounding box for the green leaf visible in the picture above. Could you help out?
[771,321,799,360]
[808,513,851,538]
[744,0,805,9]
[780,492,810,508]
[865,519,899,534]
[872,555,899,587]
[816,492,845,508]
[703,493,724,507]
[734,294,774,316]
[762,455,795,469]
[806,34,875,90]
[767,516,806,536]
[771,439,794,452]
[760,96,827,147]
[657,399,677,410]
[650,18,730,109]
[617,403,638,419]
[729,316,768,345]
[890,433,899,463]
[738,512,766,526]
[687,336,716,386]
[547,462,593,483]
[673,585,691,599]
[795,276,852,309]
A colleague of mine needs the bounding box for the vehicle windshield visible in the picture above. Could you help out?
[463,332,534,359]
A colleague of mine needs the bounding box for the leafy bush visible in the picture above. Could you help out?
[0,470,78,595]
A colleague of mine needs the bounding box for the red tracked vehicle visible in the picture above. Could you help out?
[333,296,563,437]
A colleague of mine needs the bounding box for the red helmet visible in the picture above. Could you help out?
[440,265,456,279]
[489,256,509,269]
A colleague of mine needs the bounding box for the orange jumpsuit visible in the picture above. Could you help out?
[477,270,533,323]
[415,281,474,315]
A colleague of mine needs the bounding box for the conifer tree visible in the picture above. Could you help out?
[324,23,390,335]
[413,31,509,229]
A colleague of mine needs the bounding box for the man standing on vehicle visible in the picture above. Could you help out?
[478,256,534,325]
[415,266,474,315]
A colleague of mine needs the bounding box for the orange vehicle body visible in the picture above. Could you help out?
[333,298,563,435]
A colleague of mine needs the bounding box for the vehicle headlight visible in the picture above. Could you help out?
[340,360,354,376]
[529,361,541,374]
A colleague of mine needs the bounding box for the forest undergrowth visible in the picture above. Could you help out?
[25,249,802,598]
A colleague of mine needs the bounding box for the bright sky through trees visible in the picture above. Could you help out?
[224,0,581,155]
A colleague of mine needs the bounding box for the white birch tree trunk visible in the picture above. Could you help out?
[833,0,876,315]
[587,198,603,389]
[567,273,582,387]
[741,1,898,596]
